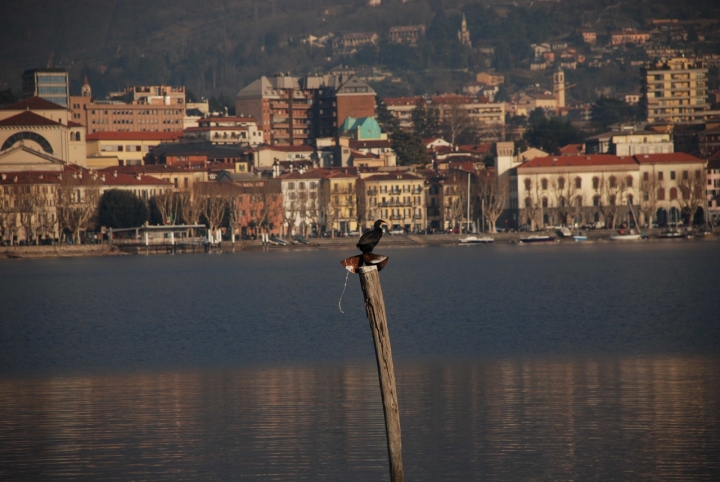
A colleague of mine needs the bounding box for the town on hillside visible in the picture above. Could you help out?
[1,2,720,245]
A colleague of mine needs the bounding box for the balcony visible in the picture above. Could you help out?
[390,214,403,220]
[367,189,378,196]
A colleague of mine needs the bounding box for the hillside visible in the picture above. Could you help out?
[1,0,719,102]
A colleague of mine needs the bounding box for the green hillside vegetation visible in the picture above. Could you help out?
[1,0,718,103]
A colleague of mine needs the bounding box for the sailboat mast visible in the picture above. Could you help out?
[467,172,471,234]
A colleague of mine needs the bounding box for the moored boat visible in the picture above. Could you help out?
[518,235,556,244]
[573,232,587,242]
[459,235,494,244]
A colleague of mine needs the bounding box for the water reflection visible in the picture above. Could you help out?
[2,356,718,481]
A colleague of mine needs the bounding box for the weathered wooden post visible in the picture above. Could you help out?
[342,254,404,482]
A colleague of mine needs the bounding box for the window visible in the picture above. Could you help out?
[558,177,565,189]
[682,170,688,180]
[657,188,665,200]
[609,176,617,188]
[592,177,600,189]
[670,187,678,200]
[626,176,633,187]
[542,197,548,208]
[575,177,582,189]
[524,179,531,191]
[670,171,676,180]
[288,182,295,189]
[299,182,306,190]
[541,178,548,190]
[658,171,664,181]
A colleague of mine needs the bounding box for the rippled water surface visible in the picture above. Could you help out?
[1,243,719,481]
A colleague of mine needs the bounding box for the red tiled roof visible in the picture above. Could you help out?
[518,154,636,169]
[100,171,172,186]
[632,153,704,164]
[384,97,422,106]
[67,121,83,127]
[560,144,584,155]
[277,168,329,179]
[86,131,183,141]
[349,139,393,148]
[458,143,493,154]
[185,126,248,132]
[363,172,424,182]
[0,96,67,111]
[0,111,63,126]
[201,116,256,123]
[258,145,315,152]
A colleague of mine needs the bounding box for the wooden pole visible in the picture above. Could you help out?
[357,265,404,482]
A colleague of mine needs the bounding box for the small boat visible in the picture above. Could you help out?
[293,235,310,244]
[557,226,572,238]
[657,228,684,239]
[268,235,289,246]
[518,235,556,244]
[609,228,643,241]
[459,235,494,244]
[573,232,587,242]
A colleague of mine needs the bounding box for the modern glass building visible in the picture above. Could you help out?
[22,68,69,107]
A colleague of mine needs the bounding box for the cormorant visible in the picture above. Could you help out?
[357,219,388,253]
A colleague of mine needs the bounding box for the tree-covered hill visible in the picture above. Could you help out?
[1,0,718,101]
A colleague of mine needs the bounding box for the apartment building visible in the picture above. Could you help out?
[69,81,186,133]
[278,169,327,236]
[611,28,650,45]
[184,116,262,146]
[85,131,183,167]
[384,97,423,131]
[643,58,709,124]
[325,171,359,233]
[235,73,375,145]
[388,26,425,44]
[360,171,426,232]
[432,95,505,128]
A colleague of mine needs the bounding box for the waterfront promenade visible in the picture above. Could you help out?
[1,228,716,259]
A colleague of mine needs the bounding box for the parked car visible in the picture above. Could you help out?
[348,230,360,237]
[390,228,405,235]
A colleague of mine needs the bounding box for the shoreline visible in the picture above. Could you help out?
[1,229,716,259]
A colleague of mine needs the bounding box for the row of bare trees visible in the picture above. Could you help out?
[0,176,100,245]
[151,182,284,241]
[518,170,708,229]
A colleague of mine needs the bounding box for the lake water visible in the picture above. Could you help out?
[1,242,719,480]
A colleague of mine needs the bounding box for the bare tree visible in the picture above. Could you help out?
[257,181,283,238]
[550,173,577,226]
[56,173,100,244]
[179,187,205,233]
[477,172,508,233]
[319,186,336,236]
[639,173,660,228]
[519,178,542,230]
[152,188,181,225]
[602,173,628,229]
[443,182,466,231]
[678,169,706,226]
[196,184,227,236]
[440,100,474,148]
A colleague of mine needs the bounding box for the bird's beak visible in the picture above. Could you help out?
[381,220,388,226]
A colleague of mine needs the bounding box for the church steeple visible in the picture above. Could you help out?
[81,75,92,98]
[458,14,472,48]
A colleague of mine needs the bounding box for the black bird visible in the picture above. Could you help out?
[357,219,388,254]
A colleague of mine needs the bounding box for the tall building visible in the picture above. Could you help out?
[643,58,709,124]
[22,69,69,107]
[235,73,375,146]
